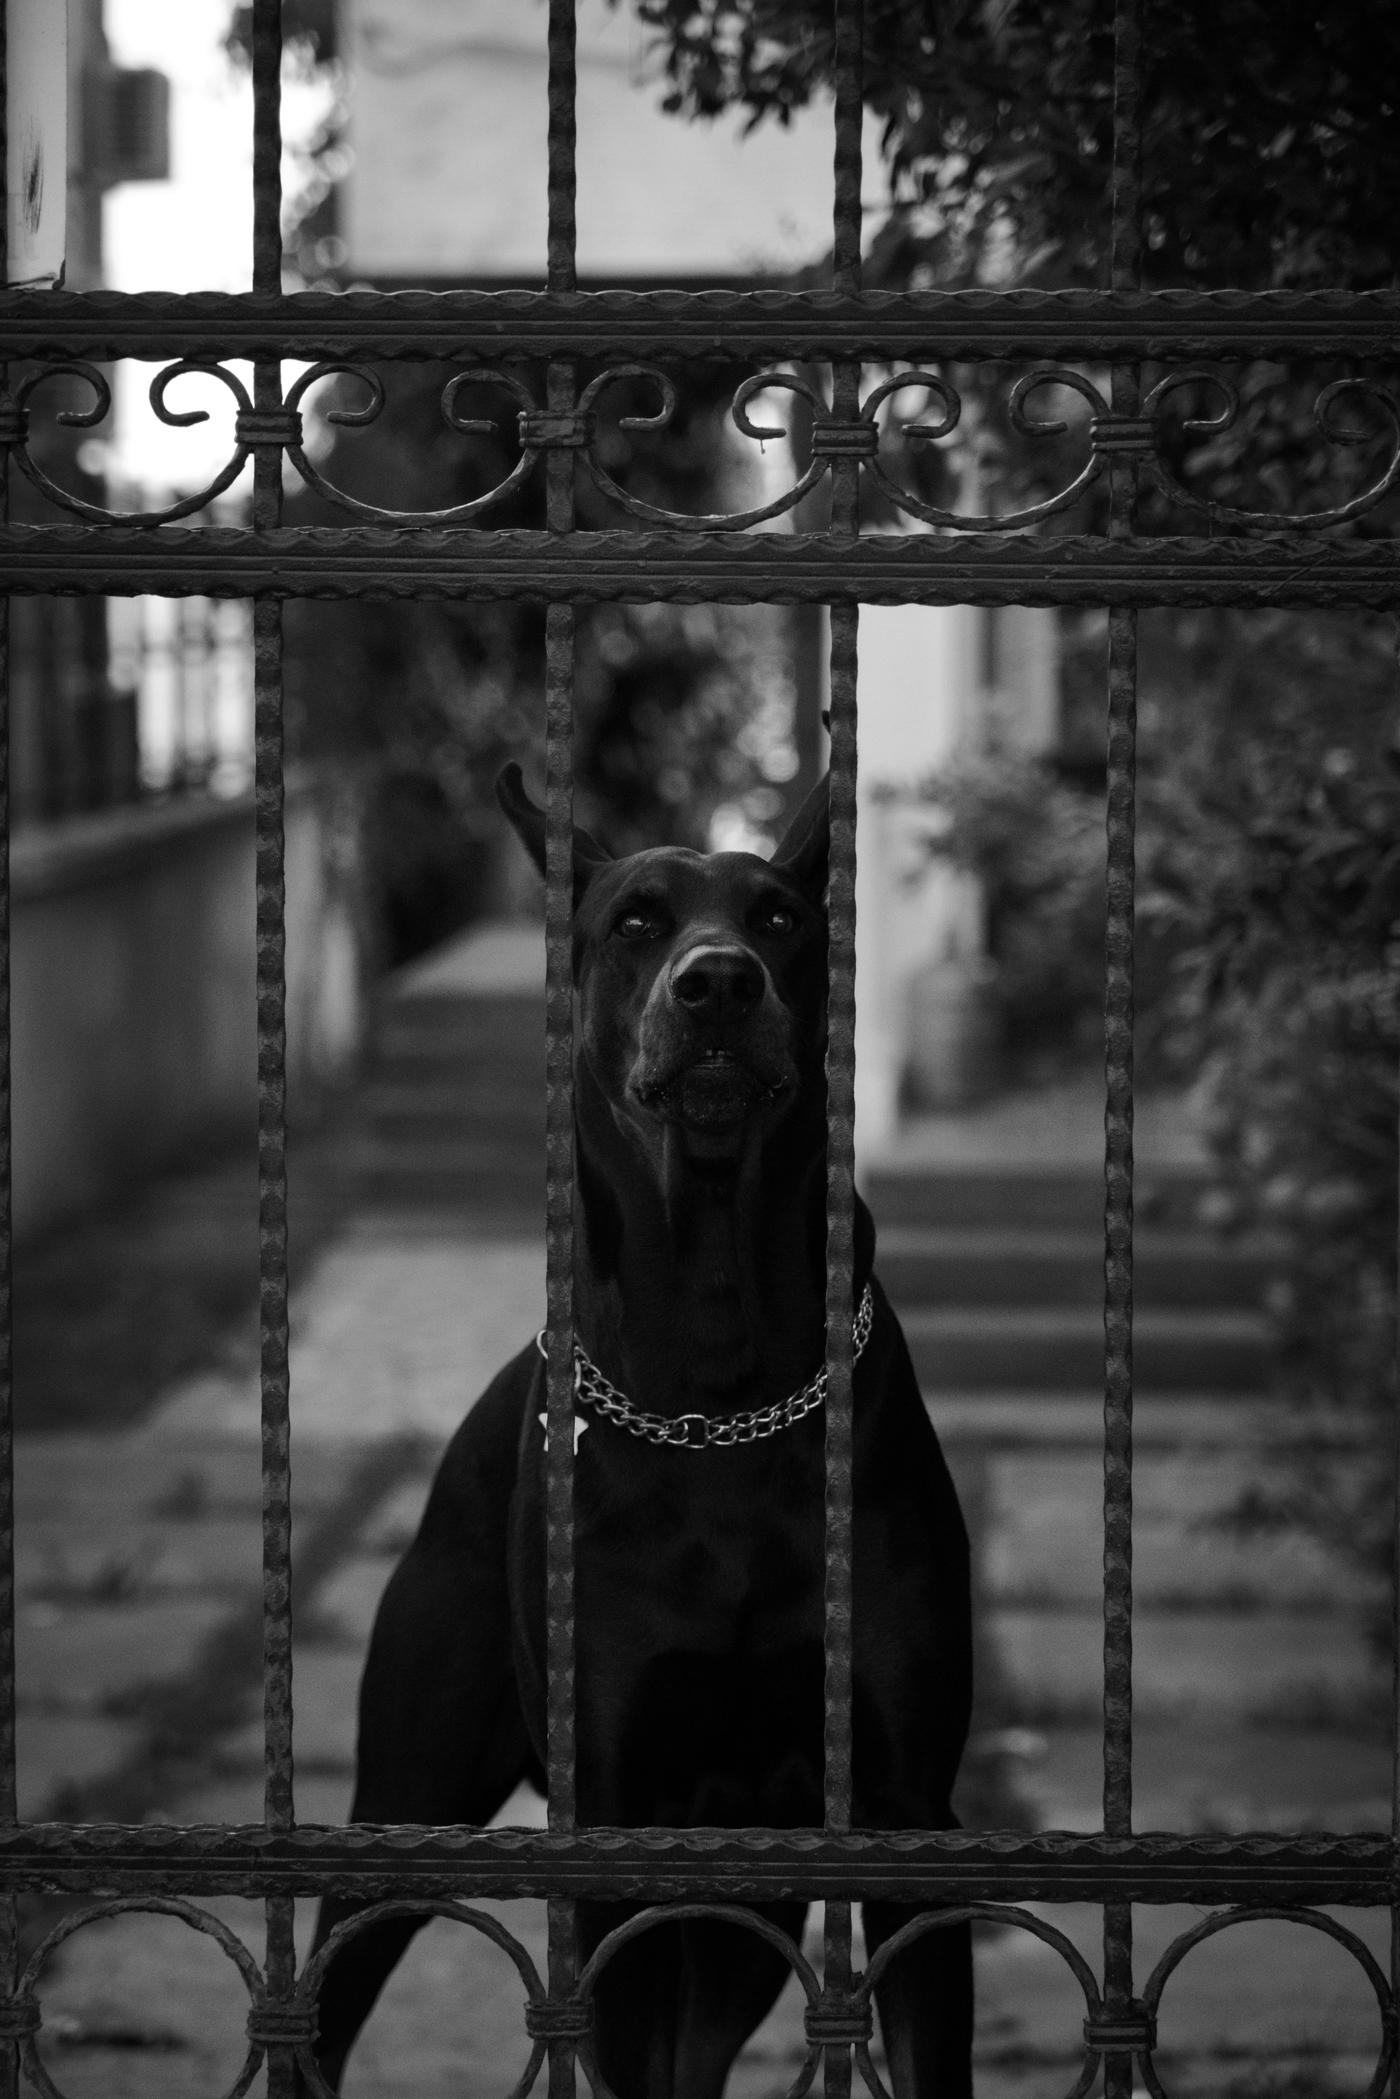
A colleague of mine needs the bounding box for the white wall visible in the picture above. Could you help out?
[342,0,886,282]
[10,770,366,1241]
[851,603,980,1155]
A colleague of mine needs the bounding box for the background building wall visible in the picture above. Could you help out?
[10,771,366,1241]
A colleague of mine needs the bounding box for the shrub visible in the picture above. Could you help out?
[894,747,1105,1060]
[1140,612,1400,1617]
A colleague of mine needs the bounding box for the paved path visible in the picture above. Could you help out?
[15,921,1391,2097]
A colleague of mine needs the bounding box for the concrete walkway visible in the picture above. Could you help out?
[15,920,1391,2099]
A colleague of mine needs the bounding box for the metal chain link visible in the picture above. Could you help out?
[535,1286,874,1451]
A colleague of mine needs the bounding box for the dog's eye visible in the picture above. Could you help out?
[614,910,663,940]
[758,905,799,936]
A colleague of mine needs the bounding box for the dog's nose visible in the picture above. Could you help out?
[669,945,764,1024]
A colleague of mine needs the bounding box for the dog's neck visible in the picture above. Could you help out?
[571,1061,837,1413]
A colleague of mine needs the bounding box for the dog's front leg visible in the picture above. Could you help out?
[862,1900,974,2099]
[578,1900,807,2099]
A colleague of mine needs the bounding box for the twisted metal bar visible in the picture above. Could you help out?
[0,1823,1388,1902]
[543,591,577,1848]
[544,7,580,2094]
[1102,3,1144,2094]
[0,23,15,2099]
[9,286,1400,365]
[823,601,860,1854]
[251,7,298,2096]
[822,4,864,2089]
[2,526,1399,603]
[1392,615,1400,2099]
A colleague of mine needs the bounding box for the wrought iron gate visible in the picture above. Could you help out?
[0,0,1396,2093]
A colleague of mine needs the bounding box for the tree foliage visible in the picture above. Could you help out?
[1139,614,1399,1611]
[631,0,1400,292]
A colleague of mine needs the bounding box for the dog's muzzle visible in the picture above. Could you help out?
[631,942,794,1130]
[667,1051,778,1128]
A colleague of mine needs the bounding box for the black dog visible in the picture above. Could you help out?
[308,767,974,2097]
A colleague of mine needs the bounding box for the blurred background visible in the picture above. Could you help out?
[3,2,1399,2093]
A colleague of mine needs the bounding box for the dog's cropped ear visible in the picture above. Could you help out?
[495,763,615,889]
[768,771,829,899]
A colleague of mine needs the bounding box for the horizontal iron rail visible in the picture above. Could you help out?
[1,527,1398,605]
[1,288,1399,363]
[0,1825,1388,1905]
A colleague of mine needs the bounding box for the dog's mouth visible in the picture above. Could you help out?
[636,1050,791,1130]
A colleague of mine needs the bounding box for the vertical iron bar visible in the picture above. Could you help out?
[823,3,861,2093]
[1391,619,1400,2098]
[1103,1,1142,2094]
[251,6,296,2093]
[0,10,16,2091]
[544,5,579,2095]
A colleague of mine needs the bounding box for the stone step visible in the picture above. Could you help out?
[352,1136,543,1218]
[902,1305,1272,1392]
[369,1050,544,1097]
[868,1162,1212,1231]
[929,1390,1373,1451]
[876,1225,1271,1310]
[991,1602,1372,1719]
[373,993,543,1061]
[361,1083,543,1139]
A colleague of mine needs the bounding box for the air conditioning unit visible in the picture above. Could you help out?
[85,64,170,186]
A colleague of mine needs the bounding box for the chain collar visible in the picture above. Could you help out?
[534,1285,875,1451]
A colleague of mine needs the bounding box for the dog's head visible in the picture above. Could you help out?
[498,765,828,1172]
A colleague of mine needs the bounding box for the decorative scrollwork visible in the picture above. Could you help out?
[282,362,543,524]
[15,1895,264,2099]
[861,365,1112,531]
[1141,370,1400,527]
[0,1886,1385,2098]
[574,362,1113,534]
[575,1901,823,2099]
[857,1903,1104,2099]
[296,1897,548,2099]
[4,354,1394,535]
[4,360,257,525]
[1136,1905,1395,2099]
[573,364,829,530]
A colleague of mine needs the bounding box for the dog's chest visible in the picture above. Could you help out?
[572,1437,825,1648]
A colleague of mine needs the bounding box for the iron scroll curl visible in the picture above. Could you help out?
[574,363,830,530]
[3,360,259,524]
[281,362,544,524]
[4,358,1397,536]
[860,365,1111,532]
[1139,370,1400,528]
